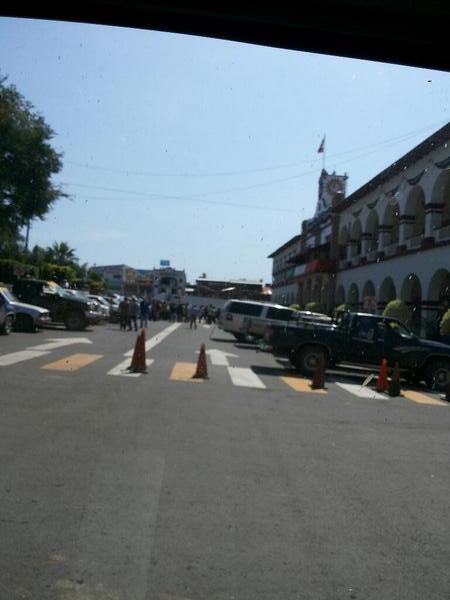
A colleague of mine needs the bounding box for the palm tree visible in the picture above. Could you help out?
[47,241,78,266]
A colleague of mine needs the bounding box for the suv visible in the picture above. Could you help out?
[0,286,51,332]
[218,300,323,341]
[12,279,102,331]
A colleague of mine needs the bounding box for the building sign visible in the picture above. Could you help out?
[160,260,170,267]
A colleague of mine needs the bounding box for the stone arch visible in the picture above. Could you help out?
[401,273,422,332]
[335,285,345,306]
[380,277,396,304]
[348,283,359,307]
[428,268,450,306]
[431,170,450,227]
[362,280,376,298]
[404,186,425,238]
[350,219,362,257]
[365,210,379,252]
[382,202,400,245]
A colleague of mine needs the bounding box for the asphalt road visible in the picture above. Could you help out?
[1,321,449,600]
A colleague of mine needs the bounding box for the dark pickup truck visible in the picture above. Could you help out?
[12,279,102,331]
[265,311,450,391]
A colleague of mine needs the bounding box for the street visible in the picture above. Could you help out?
[1,322,449,600]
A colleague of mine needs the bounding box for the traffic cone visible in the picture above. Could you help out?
[193,343,208,379]
[128,329,147,373]
[375,358,389,393]
[310,354,326,390]
[388,362,401,397]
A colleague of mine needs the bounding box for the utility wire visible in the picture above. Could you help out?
[64,119,447,178]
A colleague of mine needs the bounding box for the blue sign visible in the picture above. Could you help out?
[160,260,170,267]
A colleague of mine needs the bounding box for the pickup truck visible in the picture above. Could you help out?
[12,279,102,331]
[265,311,450,391]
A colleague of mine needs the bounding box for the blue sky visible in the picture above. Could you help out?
[1,17,449,282]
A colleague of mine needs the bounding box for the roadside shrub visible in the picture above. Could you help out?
[332,303,352,318]
[305,301,323,313]
[39,263,77,284]
[0,259,38,282]
[383,299,411,324]
[289,303,302,311]
[89,280,104,294]
[440,309,450,335]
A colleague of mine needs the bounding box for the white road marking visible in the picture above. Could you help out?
[107,358,154,377]
[30,337,92,352]
[205,349,239,367]
[124,323,181,357]
[0,349,50,367]
[336,382,388,400]
[227,366,266,389]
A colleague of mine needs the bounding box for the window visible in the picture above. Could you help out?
[228,302,263,316]
[266,307,294,321]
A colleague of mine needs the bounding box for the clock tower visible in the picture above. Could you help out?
[315,169,348,217]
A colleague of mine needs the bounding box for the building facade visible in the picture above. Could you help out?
[268,122,450,335]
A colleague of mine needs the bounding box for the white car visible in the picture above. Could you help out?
[0,286,51,332]
[87,295,111,319]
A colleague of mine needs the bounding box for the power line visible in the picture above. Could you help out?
[64,119,447,178]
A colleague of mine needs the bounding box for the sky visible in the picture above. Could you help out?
[0,17,449,283]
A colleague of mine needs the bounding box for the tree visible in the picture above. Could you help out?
[0,75,66,247]
[47,241,78,266]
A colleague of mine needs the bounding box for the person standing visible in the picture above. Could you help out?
[128,297,139,331]
[140,297,150,328]
[189,304,199,330]
[119,297,129,331]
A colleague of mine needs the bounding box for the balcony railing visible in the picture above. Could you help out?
[305,258,336,274]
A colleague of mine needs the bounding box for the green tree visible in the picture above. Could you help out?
[47,241,78,266]
[0,75,66,247]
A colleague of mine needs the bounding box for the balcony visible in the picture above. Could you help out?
[294,264,307,277]
[406,234,423,250]
[305,258,336,274]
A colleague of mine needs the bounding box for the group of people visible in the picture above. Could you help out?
[118,297,220,331]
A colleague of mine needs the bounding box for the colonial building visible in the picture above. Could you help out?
[268,235,301,304]
[334,121,450,335]
[268,121,450,335]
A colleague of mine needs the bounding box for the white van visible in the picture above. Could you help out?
[218,300,299,340]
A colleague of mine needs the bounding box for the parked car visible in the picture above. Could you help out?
[218,299,330,341]
[87,295,111,320]
[0,286,51,332]
[266,311,450,391]
[12,279,102,331]
[0,289,15,335]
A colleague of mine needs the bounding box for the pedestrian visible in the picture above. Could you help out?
[189,304,199,330]
[140,297,150,328]
[119,297,129,331]
[128,296,139,331]
[177,303,184,322]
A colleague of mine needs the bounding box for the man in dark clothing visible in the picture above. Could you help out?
[140,298,150,328]
[119,297,129,331]
[128,297,139,331]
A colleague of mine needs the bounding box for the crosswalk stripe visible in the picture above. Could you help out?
[107,358,154,377]
[281,375,327,394]
[0,349,50,367]
[227,367,266,389]
[170,362,203,383]
[335,382,388,400]
[41,353,103,371]
[402,389,448,406]
[124,323,181,357]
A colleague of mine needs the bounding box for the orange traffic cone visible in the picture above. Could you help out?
[388,362,401,397]
[310,354,326,390]
[193,343,208,379]
[376,358,389,393]
[128,329,147,373]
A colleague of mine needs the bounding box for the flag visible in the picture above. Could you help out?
[317,136,325,153]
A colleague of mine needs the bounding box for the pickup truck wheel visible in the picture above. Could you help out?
[1,315,14,335]
[65,312,87,331]
[424,361,450,392]
[295,345,328,376]
[14,313,36,332]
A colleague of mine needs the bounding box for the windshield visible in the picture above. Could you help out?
[1,13,449,600]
